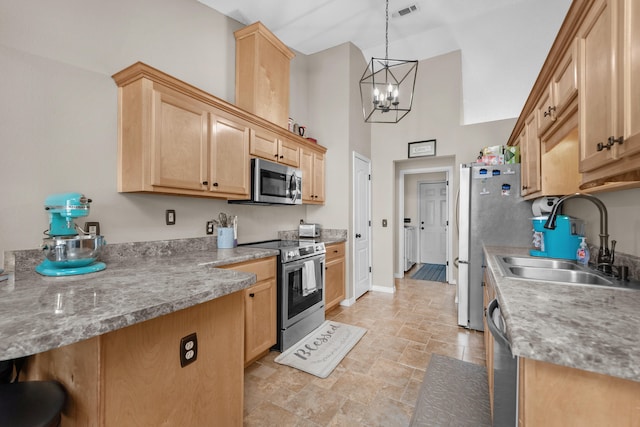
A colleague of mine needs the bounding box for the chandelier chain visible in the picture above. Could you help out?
[385,0,389,60]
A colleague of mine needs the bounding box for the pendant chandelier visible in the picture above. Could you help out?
[360,0,418,123]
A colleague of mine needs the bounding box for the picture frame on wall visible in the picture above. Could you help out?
[408,140,436,158]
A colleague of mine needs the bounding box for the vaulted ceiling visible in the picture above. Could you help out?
[199,0,572,123]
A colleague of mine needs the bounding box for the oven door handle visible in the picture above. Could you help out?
[486,299,511,351]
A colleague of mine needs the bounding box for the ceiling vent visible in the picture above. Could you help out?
[392,4,418,18]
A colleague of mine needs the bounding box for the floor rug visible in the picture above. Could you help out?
[410,354,491,427]
[411,263,446,282]
[274,320,367,378]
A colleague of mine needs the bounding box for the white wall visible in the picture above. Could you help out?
[562,189,640,257]
[304,42,371,301]
[372,50,517,290]
[0,0,309,265]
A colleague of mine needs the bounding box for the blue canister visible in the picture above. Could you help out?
[217,227,235,249]
[529,215,583,260]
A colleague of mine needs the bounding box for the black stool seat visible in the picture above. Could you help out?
[0,381,66,427]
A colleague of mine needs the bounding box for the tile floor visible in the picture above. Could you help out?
[243,266,486,426]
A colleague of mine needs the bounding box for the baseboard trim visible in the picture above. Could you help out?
[372,284,395,294]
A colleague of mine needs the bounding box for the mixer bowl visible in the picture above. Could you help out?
[42,235,105,268]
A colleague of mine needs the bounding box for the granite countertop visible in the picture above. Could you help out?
[484,245,640,383]
[0,238,279,361]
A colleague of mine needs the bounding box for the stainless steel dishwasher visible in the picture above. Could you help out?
[486,298,518,426]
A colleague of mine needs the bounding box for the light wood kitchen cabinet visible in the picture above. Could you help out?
[507,0,640,194]
[209,115,250,196]
[578,0,640,187]
[113,62,329,201]
[300,146,326,204]
[113,64,250,199]
[250,127,300,167]
[577,0,619,173]
[234,22,295,129]
[324,242,345,312]
[150,86,209,191]
[23,292,245,426]
[518,357,640,426]
[520,112,541,197]
[223,257,277,366]
[536,41,578,140]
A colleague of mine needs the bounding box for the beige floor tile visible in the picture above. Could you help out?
[243,273,486,427]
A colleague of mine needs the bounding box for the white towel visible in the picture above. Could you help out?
[302,260,317,296]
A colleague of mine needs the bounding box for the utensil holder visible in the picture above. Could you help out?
[217,227,235,249]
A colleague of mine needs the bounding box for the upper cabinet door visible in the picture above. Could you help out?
[249,128,279,162]
[152,87,208,191]
[277,138,300,168]
[578,0,619,172]
[210,115,250,197]
[619,0,640,158]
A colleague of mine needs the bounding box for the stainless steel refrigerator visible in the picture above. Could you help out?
[458,163,532,331]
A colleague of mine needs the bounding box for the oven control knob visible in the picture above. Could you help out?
[287,250,297,259]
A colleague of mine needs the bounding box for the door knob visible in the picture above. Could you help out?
[249,293,255,298]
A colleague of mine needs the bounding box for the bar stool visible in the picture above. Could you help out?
[0,380,66,427]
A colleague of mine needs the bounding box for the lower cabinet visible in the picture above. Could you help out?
[485,265,640,426]
[518,358,640,426]
[324,242,345,312]
[22,292,245,426]
[223,257,277,366]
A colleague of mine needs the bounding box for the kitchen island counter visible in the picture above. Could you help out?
[484,245,640,383]
[1,237,278,361]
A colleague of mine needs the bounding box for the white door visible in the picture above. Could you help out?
[353,153,372,299]
[419,182,447,264]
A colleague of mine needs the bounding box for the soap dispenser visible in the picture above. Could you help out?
[576,237,590,266]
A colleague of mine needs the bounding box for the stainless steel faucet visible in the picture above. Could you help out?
[543,193,616,273]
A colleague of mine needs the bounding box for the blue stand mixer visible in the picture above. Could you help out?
[35,192,106,276]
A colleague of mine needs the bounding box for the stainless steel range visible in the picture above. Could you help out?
[244,240,326,351]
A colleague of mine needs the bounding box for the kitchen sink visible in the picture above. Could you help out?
[496,255,640,290]
[501,256,580,270]
[505,266,613,286]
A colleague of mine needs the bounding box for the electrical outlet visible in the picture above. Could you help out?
[206,221,214,235]
[180,333,197,367]
[166,209,176,225]
[84,221,100,235]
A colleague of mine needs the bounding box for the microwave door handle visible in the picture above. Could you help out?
[289,174,298,202]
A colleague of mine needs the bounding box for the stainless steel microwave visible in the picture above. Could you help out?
[230,158,302,205]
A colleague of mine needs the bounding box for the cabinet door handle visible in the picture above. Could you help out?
[596,136,623,151]
[212,182,219,187]
[355,233,361,238]
[249,293,255,298]
[280,155,284,159]
[543,105,556,117]
[202,181,208,185]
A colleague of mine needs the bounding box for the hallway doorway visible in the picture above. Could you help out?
[398,166,453,284]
